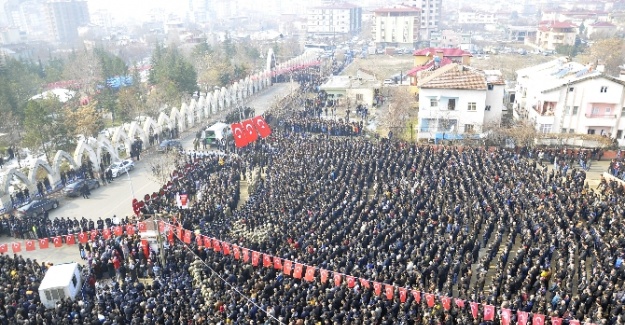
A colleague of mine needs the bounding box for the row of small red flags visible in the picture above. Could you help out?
[0,221,597,325]
[230,115,272,148]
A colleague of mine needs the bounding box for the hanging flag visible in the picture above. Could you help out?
[569,320,580,325]
[441,296,451,310]
[222,243,230,255]
[501,308,512,325]
[273,257,282,270]
[114,226,123,236]
[251,251,260,266]
[38,238,49,249]
[360,278,370,289]
[233,246,241,260]
[25,240,36,251]
[78,232,88,244]
[196,235,203,247]
[517,311,529,325]
[53,236,63,247]
[551,317,562,325]
[334,273,342,287]
[213,239,221,252]
[283,259,292,276]
[183,230,192,244]
[11,242,21,253]
[304,266,315,282]
[293,263,304,279]
[242,248,250,263]
[138,222,147,233]
[176,227,183,239]
[90,230,98,241]
[241,119,259,144]
[455,298,465,308]
[320,269,329,283]
[203,236,212,249]
[346,276,356,288]
[263,254,272,268]
[412,290,421,304]
[399,287,407,303]
[231,122,248,148]
[158,221,166,233]
[484,305,495,321]
[252,115,272,138]
[0,243,7,253]
[373,282,382,296]
[126,224,135,236]
[102,228,111,239]
[66,234,75,245]
[532,313,545,325]
[425,293,435,307]
[385,284,394,300]
[470,302,479,319]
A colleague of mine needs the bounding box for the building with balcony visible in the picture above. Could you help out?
[406,0,441,39]
[44,0,90,44]
[586,21,617,38]
[532,20,577,51]
[428,30,473,50]
[457,8,497,25]
[372,5,420,49]
[417,63,505,141]
[306,2,362,36]
[319,69,382,108]
[514,57,625,139]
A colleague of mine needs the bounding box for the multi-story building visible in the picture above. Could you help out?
[372,5,420,49]
[457,8,497,25]
[417,63,505,140]
[407,0,441,39]
[44,0,90,44]
[514,57,625,140]
[533,21,577,51]
[306,2,362,36]
[428,30,472,50]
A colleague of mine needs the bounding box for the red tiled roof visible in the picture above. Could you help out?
[539,20,577,28]
[419,64,487,90]
[373,5,420,13]
[590,21,615,27]
[407,57,453,76]
[413,48,471,57]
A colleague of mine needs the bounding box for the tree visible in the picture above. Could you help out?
[576,38,625,76]
[62,49,102,94]
[22,99,59,163]
[149,44,199,97]
[63,104,104,138]
[147,150,181,186]
[383,88,419,140]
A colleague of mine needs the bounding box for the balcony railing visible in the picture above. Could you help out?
[585,113,617,119]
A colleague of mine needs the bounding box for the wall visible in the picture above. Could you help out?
[418,88,487,138]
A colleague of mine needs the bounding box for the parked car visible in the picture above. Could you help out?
[63,179,101,197]
[13,198,59,218]
[108,159,135,178]
[383,79,395,85]
[157,140,183,153]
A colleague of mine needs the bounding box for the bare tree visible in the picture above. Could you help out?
[382,87,418,140]
[147,150,182,186]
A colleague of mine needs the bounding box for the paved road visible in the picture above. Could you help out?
[0,82,294,265]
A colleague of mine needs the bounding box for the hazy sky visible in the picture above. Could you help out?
[88,0,188,21]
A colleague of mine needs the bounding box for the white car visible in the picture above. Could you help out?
[108,159,135,178]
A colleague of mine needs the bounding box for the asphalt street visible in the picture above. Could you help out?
[0,82,294,265]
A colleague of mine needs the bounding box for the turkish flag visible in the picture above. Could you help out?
[484,305,495,321]
[38,238,49,249]
[126,224,135,236]
[426,293,435,307]
[569,320,580,325]
[183,230,192,244]
[252,115,272,138]
[501,308,512,325]
[320,269,329,283]
[66,234,75,245]
[532,314,545,325]
[373,282,382,296]
[242,248,250,263]
[231,122,248,148]
[78,232,88,244]
[102,228,111,239]
[53,236,63,247]
[273,257,282,270]
[158,221,166,233]
[114,226,123,236]
[0,243,7,253]
[251,251,260,266]
[90,230,98,241]
[412,290,421,304]
[25,240,35,251]
[517,311,529,325]
[551,317,562,325]
[385,284,394,300]
[293,263,303,279]
[213,239,221,252]
[138,222,147,233]
[346,276,355,288]
[399,287,407,303]
[470,302,479,319]
[176,227,183,240]
[196,235,203,247]
[11,242,21,253]
[441,296,451,310]
[455,298,465,308]
[283,259,292,275]
[359,278,370,289]
[263,254,272,268]
[241,119,259,144]
[203,236,212,249]
[334,273,342,287]
[304,266,315,282]
[233,246,241,260]
[222,243,230,255]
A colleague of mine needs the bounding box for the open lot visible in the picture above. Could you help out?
[340,55,414,79]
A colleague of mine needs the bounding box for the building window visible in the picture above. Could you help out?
[600,86,608,93]
[464,124,474,133]
[617,130,623,139]
[587,128,595,135]
[572,106,578,115]
[561,128,567,133]
[569,87,574,92]
[539,124,552,134]
[356,94,363,101]
[448,99,455,110]
[569,129,574,133]
[487,84,494,90]
[467,102,476,111]
[606,107,612,114]
[592,107,599,115]
[430,99,438,107]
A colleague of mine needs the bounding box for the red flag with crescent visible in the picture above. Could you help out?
[38,238,49,249]
[320,269,329,284]
[283,259,292,276]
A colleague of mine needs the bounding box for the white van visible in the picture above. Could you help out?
[38,263,82,309]
[200,122,231,146]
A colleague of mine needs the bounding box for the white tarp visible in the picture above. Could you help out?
[38,263,82,309]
